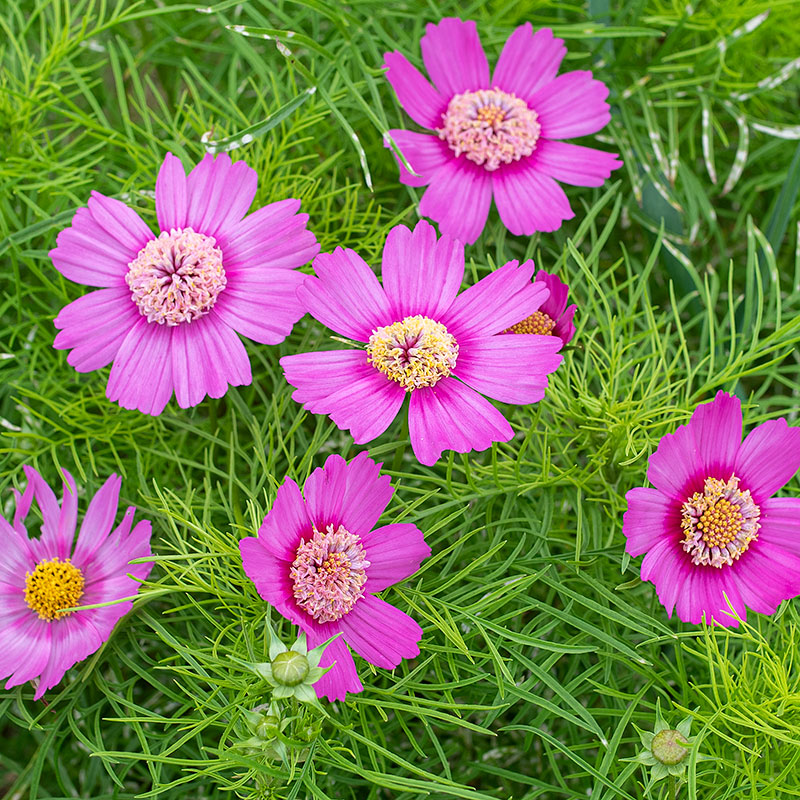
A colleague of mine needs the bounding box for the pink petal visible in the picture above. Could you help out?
[340,594,422,669]
[298,248,393,341]
[453,334,562,404]
[34,613,105,699]
[647,392,742,499]
[306,626,362,701]
[304,455,348,531]
[673,566,746,627]
[49,196,152,288]
[440,259,545,339]
[155,152,188,232]
[362,523,430,592]
[106,319,174,415]
[257,478,312,561]
[623,487,678,557]
[219,200,319,270]
[529,71,611,140]
[185,153,258,239]
[171,312,251,409]
[419,156,492,246]
[214,268,306,345]
[71,474,122,566]
[0,516,34,591]
[0,612,52,690]
[385,130,451,187]
[734,417,800,502]
[336,452,395,539]
[531,140,622,187]
[408,378,513,466]
[53,287,141,373]
[492,25,567,104]
[420,18,490,96]
[382,52,446,129]
[21,466,70,562]
[536,269,569,319]
[381,220,464,319]
[759,497,800,556]
[492,161,575,235]
[82,512,153,587]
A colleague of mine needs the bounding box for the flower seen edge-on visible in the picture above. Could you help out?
[280,219,564,466]
[623,391,800,626]
[0,467,153,699]
[383,18,622,244]
[50,152,319,415]
[239,452,431,701]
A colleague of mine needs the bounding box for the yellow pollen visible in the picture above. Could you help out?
[475,104,506,127]
[322,552,350,576]
[367,315,458,391]
[24,558,85,621]
[504,311,556,336]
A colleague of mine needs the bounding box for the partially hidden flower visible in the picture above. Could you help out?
[0,467,153,699]
[51,152,319,415]
[502,269,576,345]
[625,700,711,786]
[623,391,800,626]
[239,452,431,701]
[383,18,622,244]
[280,220,563,466]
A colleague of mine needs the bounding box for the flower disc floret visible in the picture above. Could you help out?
[681,475,760,568]
[25,558,85,621]
[367,314,458,391]
[126,227,226,326]
[438,87,541,171]
[504,310,556,336]
[290,524,370,623]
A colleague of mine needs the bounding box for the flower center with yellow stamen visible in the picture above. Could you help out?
[126,227,226,326]
[438,87,541,171]
[25,558,85,621]
[290,524,370,623]
[681,475,760,568]
[504,311,556,335]
[367,315,458,391]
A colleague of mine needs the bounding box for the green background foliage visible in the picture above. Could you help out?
[2,0,800,797]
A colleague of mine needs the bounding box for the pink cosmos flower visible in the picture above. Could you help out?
[51,152,319,415]
[383,18,622,244]
[1,467,153,699]
[280,220,563,466]
[623,391,800,626]
[502,269,576,345]
[239,452,430,701]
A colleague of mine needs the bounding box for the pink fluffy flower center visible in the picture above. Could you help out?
[367,315,458,391]
[25,557,85,621]
[504,311,556,336]
[438,87,541,171]
[126,227,226,326]
[290,524,370,623]
[681,475,761,568]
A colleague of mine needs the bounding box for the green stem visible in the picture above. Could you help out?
[669,775,677,800]
[391,407,409,473]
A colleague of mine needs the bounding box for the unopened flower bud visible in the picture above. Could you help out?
[651,729,689,765]
[272,650,310,686]
[256,714,281,740]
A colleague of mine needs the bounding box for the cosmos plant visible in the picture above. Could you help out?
[624,391,800,626]
[50,152,319,415]
[0,468,153,699]
[239,452,430,701]
[281,220,563,465]
[383,18,622,244]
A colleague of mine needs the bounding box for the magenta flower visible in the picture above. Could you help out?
[0,467,153,699]
[280,220,563,465]
[51,152,319,415]
[239,452,430,701]
[383,18,622,244]
[502,269,576,345]
[623,392,800,626]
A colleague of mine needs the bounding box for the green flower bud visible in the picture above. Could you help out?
[651,729,689,765]
[272,650,310,686]
[256,715,281,740]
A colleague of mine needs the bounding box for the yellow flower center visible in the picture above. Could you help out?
[25,558,85,621]
[504,311,556,335]
[366,315,458,391]
[681,475,761,568]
